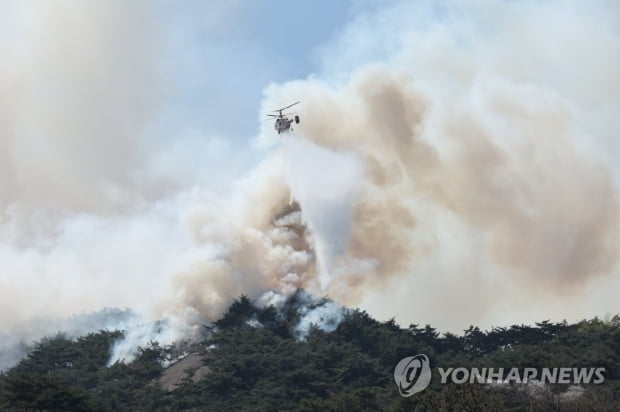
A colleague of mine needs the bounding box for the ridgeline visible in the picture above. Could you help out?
[1,291,619,411]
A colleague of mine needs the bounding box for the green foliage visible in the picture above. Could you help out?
[215,295,256,329]
[0,293,618,411]
[1,373,92,411]
[0,330,168,411]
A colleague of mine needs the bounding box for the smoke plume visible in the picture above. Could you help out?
[1,0,619,368]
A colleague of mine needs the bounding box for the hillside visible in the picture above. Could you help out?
[1,291,619,411]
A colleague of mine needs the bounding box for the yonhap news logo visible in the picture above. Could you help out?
[393,354,432,396]
[394,354,606,397]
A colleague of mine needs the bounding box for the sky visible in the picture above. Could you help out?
[1,0,619,368]
[152,0,353,142]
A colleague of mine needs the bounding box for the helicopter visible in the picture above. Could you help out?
[267,101,300,134]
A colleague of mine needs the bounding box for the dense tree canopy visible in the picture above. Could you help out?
[1,292,618,411]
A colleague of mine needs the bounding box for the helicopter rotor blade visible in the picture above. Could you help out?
[270,101,300,112]
[282,101,300,110]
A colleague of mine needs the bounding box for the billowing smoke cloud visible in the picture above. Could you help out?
[269,63,619,285]
[0,0,161,213]
[1,0,620,369]
[258,0,620,326]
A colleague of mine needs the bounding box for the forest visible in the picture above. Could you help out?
[1,291,618,411]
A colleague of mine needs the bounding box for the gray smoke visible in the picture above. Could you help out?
[1,0,619,369]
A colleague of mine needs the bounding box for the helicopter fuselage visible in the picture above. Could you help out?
[275,117,294,134]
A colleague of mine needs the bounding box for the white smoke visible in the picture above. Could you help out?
[294,300,348,340]
[256,289,349,340]
[261,0,620,330]
[1,0,620,370]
